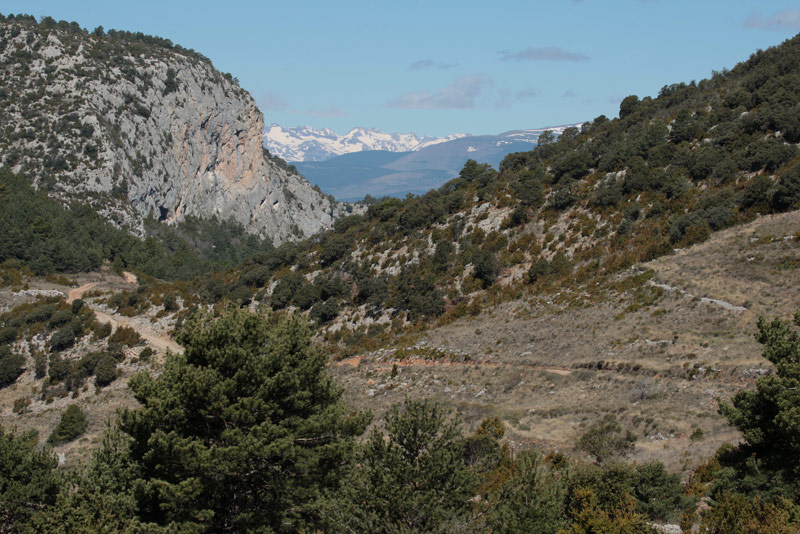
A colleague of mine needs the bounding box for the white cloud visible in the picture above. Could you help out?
[387,75,491,109]
[409,59,458,71]
[500,46,589,62]
[257,92,288,112]
[744,9,800,31]
[516,87,540,99]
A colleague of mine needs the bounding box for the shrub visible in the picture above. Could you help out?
[108,325,141,347]
[700,493,798,534]
[293,283,319,311]
[472,249,499,288]
[47,405,87,445]
[25,304,55,325]
[49,326,76,352]
[0,346,25,388]
[163,294,178,312]
[47,309,73,329]
[93,355,117,387]
[309,299,339,324]
[70,299,84,314]
[33,353,47,379]
[12,397,30,414]
[528,257,551,283]
[576,415,636,463]
[93,322,112,339]
[0,327,18,344]
[47,354,70,383]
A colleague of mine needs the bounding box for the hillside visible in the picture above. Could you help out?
[332,210,800,470]
[0,14,353,243]
[0,16,799,534]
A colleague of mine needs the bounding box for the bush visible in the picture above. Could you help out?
[12,397,30,414]
[49,326,76,352]
[93,355,117,387]
[0,327,18,344]
[528,258,551,283]
[25,304,55,325]
[47,405,87,445]
[163,294,178,312]
[472,249,499,288]
[772,162,800,211]
[93,322,112,339]
[108,326,141,347]
[70,299,84,314]
[576,415,636,463]
[309,298,339,324]
[0,346,25,388]
[47,354,70,383]
[700,493,799,534]
[47,309,73,329]
[33,353,47,379]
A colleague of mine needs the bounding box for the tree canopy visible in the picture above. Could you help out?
[717,310,800,500]
[113,308,370,532]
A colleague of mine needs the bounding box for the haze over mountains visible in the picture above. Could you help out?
[267,125,577,200]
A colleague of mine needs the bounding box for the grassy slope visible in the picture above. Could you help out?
[331,211,800,472]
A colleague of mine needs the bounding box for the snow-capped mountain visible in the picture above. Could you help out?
[264,124,468,162]
[291,124,581,201]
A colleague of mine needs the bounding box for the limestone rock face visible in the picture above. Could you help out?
[0,19,353,242]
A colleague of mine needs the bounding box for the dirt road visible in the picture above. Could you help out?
[66,277,183,354]
[66,282,98,304]
[93,308,183,354]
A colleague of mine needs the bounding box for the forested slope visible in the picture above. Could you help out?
[165,32,800,350]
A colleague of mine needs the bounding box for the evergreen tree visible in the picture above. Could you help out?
[114,308,369,533]
[717,310,800,500]
[0,426,63,531]
[47,405,88,445]
[485,450,568,534]
[325,399,477,533]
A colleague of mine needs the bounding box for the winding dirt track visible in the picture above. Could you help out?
[66,278,183,354]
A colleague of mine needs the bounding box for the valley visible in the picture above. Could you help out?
[1,10,800,533]
[2,210,797,475]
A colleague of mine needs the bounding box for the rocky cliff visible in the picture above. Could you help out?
[0,15,351,243]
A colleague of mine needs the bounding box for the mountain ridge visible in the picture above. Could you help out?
[292,127,578,200]
[264,124,468,162]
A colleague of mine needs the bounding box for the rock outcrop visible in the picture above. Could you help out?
[0,16,352,242]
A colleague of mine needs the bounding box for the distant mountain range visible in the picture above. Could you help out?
[272,126,577,201]
[264,125,467,162]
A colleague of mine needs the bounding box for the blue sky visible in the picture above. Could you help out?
[5,1,800,137]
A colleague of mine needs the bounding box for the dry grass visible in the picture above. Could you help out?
[3,212,798,473]
[331,210,800,474]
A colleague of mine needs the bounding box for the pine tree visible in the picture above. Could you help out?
[0,426,63,530]
[114,308,369,532]
[718,310,800,499]
[325,399,477,533]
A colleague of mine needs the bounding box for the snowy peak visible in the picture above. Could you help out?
[264,124,468,162]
